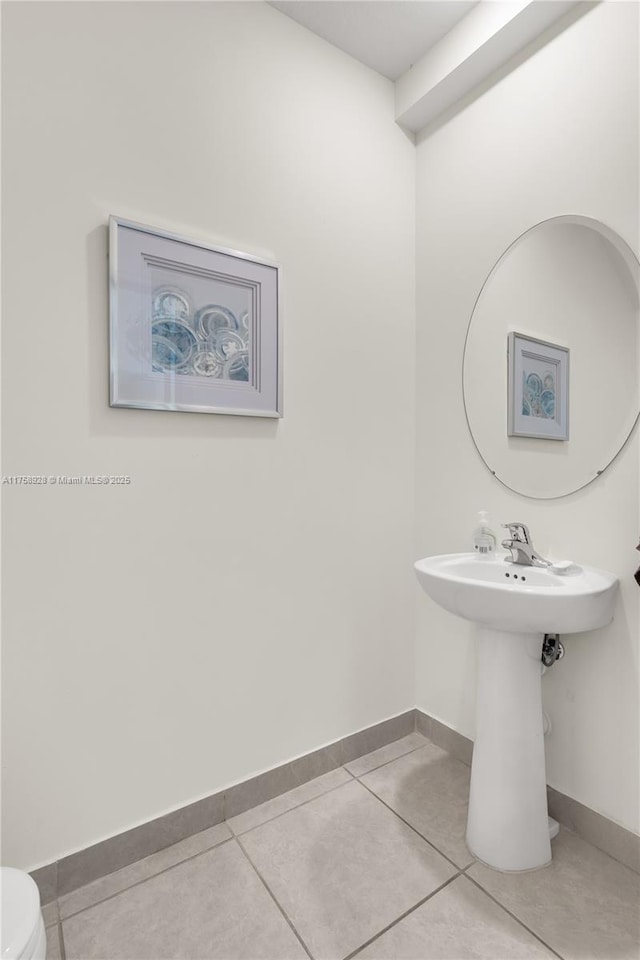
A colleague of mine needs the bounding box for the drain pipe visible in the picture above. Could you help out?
[540,635,563,734]
[540,634,563,840]
[541,633,565,668]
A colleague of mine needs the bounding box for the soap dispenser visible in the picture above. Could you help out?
[472,511,497,556]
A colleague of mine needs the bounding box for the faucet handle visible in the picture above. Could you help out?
[502,522,531,544]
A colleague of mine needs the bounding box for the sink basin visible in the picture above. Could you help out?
[414,553,618,634]
[414,551,619,872]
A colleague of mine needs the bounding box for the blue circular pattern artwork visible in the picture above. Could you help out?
[151,287,250,382]
[540,390,555,418]
[152,288,191,320]
[523,369,556,420]
[526,373,543,397]
[151,320,198,370]
[195,304,239,339]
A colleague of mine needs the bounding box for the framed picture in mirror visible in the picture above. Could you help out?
[507,332,569,440]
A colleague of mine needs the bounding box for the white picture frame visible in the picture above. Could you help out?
[109,217,282,417]
[507,332,569,440]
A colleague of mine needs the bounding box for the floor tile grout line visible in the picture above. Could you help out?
[57,921,66,960]
[57,836,237,922]
[223,753,354,823]
[359,741,471,782]
[345,737,431,778]
[55,736,449,928]
[356,778,470,873]
[59,771,355,922]
[229,774,355,839]
[233,834,315,960]
[463,873,566,960]
[53,736,421,916]
[342,873,462,960]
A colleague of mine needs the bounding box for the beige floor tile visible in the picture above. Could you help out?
[45,925,62,960]
[345,733,429,778]
[42,900,59,927]
[355,875,556,959]
[361,742,473,867]
[227,766,352,835]
[468,827,640,960]
[240,778,456,960]
[62,839,306,960]
[59,821,231,919]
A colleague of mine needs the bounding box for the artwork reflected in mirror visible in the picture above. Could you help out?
[507,332,569,440]
[463,216,638,498]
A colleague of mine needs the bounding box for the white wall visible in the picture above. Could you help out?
[415,2,639,833]
[1,1,416,869]
[3,0,637,872]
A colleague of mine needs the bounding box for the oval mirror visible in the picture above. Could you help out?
[462,216,639,499]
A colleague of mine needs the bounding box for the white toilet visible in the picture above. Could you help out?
[1,868,47,960]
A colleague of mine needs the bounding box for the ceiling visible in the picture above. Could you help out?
[268,1,479,81]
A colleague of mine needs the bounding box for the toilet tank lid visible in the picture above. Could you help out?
[0,868,41,959]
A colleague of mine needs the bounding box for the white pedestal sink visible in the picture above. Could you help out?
[414,553,618,872]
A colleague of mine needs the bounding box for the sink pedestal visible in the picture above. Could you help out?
[466,626,551,871]
[415,552,618,870]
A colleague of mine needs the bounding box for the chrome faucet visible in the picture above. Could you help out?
[501,522,550,567]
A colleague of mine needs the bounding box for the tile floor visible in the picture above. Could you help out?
[44,733,640,960]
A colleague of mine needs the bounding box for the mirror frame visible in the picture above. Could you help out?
[462,215,640,500]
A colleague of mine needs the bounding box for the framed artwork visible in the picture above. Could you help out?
[507,332,569,440]
[109,217,282,417]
